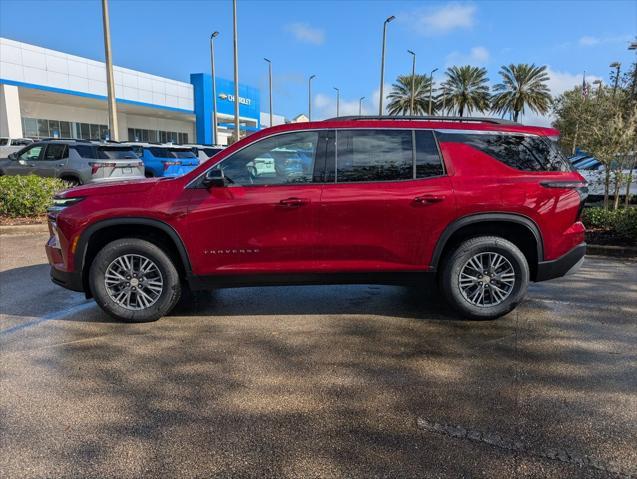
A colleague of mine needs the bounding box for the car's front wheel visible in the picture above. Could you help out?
[440,236,529,320]
[89,238,181,322]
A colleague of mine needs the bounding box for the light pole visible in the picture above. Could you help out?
[101,0,119,140]
[592,79,603,96]
[359,96,365,115]
[428,68,438,115]
[407,50,416,115]
[610,62,621,98]
[333,87,340,117]
[378,15,395,115]
[308,74,316,120]
[232,0,240,142]
[209,31,219,144]
[264,58,273,127]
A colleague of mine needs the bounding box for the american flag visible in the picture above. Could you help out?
[582,72,589,98]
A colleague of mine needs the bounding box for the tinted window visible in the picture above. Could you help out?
[169,148,197,159]
[336,130,413,182]
[203,148,223,157]
[97,147,138,159]
[0,139,7,146]
[148,147,174,158]
[43,144,68,161]
[437,132,570,172]
[415,130,444,178]
[214,131,318,186]
[73,145,98,158]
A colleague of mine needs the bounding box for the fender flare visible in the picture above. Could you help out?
[75,217,192,275]
[429,213,544,270]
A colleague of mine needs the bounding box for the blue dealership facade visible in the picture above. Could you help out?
[1,38,279,146]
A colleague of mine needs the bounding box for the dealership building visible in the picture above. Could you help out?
[0,37,284,145]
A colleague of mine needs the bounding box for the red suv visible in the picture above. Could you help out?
[46,116,587,322]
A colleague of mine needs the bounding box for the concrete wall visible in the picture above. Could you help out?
[0,84,23,137]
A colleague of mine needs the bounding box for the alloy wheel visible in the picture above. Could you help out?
[458,252,516,307]
[104,254,164,310]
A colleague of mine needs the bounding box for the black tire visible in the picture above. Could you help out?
[89,238,181,322]
[61,176,81,187]
[440,236,529,320]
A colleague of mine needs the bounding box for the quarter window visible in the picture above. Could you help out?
[336,130,413,182]
[214,131,318,186]
[437,132,570,172]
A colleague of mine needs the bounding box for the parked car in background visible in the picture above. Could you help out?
[47,116,587,323]
[126,144,199,177]
[568,153,636,198]
[184,144,225,164]
[0,137,33,158]
[0,139,145,185]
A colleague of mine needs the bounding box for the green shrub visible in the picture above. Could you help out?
[0,175,67,218]
[583,206,637,242]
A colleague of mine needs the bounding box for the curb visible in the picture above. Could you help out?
[0,223,48,236]
[586,244,637,259]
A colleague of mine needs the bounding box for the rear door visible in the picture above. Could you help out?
[38,143,68,177]
[184,130,328,276]
[317,129,455,271]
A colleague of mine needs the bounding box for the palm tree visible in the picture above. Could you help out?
[441,65,490,117]
[387,74,434,115]
[492,64,552,122]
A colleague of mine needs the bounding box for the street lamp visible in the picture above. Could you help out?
[232,0,240,142]
[101,0,119,140]
[610,62,621,97]
[378,15,395,115]
[264,58,273,127]
[308,74,316,120]
[359,96,365,115]
[209,31,219,144]
[428,68,438,115]
[333,87,340,117]
[407,50,416,115]
[592,79,603,98]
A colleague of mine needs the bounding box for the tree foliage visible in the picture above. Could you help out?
[492,64,552,122]
[440,65,490,117]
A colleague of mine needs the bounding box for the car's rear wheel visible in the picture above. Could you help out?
[89,238,181,322]
[440,236,529,320]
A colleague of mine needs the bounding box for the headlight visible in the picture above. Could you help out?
[48,196,85,215]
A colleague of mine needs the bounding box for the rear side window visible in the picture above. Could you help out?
[43,144,68,161]
[437,132,570,172]
[415,130,444,178]
[336,130,413,182]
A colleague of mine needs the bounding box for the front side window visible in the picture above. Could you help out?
[214,131,318,186]
[437,132,570,172]
[43,144,68,161]
[18,145,44,162]
[336,130,413,182]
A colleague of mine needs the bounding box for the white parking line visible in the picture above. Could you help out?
[0,301,95,335]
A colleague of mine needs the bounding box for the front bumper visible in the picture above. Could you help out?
[536,243,586,282]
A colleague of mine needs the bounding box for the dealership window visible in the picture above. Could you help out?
[22,117,75,139]
[128,128,188,144]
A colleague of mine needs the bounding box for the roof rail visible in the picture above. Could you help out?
[324,115,518,125]
[39,137,93,143]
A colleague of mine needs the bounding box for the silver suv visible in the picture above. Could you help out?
[0,140,145,185]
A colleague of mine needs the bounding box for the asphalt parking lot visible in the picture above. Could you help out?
[1,233,635,478]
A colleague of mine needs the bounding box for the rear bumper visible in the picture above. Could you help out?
[536,243,586,282]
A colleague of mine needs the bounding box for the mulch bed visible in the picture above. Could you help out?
[585,229,635,247]
[0,216,47,226]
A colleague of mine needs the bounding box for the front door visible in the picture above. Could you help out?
[317,129,456,271]
[185,130,328,276]
[4,144,44,175]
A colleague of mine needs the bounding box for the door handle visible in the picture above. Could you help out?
[413,195,446,205]
[278,197,307,208]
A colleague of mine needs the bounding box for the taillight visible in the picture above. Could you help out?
[88,162,117,175]
[162,161,181,171]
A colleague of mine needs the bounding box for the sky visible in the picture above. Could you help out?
[0,0,635,126]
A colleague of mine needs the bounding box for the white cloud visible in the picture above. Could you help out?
[312,84,390,120]
[285,22,325,45]
[404,3,476,36]
[579,36,600,46]
[445,46,489,67]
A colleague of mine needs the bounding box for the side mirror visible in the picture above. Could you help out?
[8,152,17,160]
[202,168,226,188]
